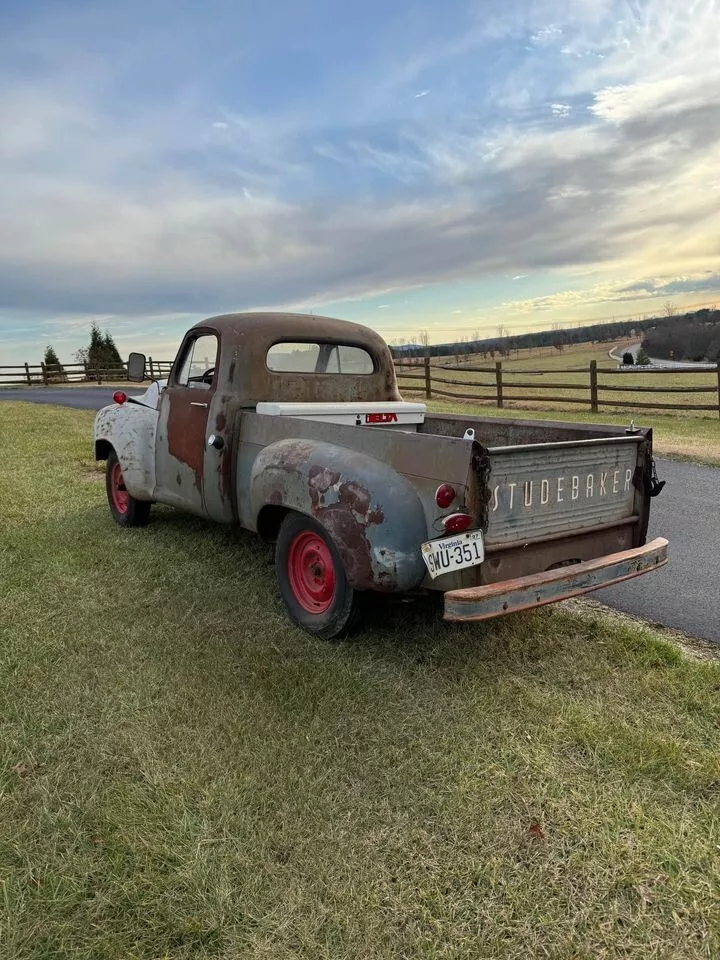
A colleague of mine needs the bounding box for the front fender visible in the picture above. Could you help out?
[249,438,428,592]
[94,402,158,500]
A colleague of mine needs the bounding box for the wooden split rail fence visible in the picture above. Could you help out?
[394,357,720,418]
[3,354,719,418]
[0,358,174,386]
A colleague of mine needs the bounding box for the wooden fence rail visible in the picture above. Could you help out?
[3,353,719,417]
[394,356,720,418]
[0,359,174,386]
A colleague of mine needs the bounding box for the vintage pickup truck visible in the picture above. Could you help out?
[94,312,668,638]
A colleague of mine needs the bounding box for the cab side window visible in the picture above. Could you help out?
[174,334,219,391]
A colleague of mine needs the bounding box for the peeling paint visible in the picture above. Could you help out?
[338,480,371,516]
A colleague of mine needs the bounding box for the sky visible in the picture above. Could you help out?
[1,0,720,363]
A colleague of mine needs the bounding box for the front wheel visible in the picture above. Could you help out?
[275,513,363,640]
[105,451,151,527]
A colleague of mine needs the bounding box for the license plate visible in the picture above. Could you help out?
[421,530,485,579]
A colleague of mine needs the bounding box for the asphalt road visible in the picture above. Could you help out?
[596,458,720,644]
[0,387,145,410]
[610,344,716,370]
[3,388,718,642]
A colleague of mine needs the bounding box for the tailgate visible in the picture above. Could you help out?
[485,435,646,546]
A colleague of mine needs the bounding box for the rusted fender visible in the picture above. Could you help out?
[249,438,428,592]
[94,403,158,500]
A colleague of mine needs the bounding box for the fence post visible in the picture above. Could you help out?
[40,362,48,386]
[148,356,155,379]
[24,362,31,386]
[590,360,598,413]
[495,360,503,409]
[96,366,102,385]
[424,355,432,400]
[716,363,720,420]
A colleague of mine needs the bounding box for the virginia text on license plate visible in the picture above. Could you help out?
[421,530,485,579]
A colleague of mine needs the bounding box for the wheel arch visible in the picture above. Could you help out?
[249,438,428,593]
[256,504,292,543]
[95,438,113,461]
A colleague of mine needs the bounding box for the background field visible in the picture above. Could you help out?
[394,340,720,465]
[396,340,720,427]
[1,401,719,959]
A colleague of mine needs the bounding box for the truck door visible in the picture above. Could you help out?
[155,329,219,516]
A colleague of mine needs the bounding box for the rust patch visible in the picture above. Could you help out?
[276,440,318,473]
[167,393,205,490]
[315,504,374,588]
[216,412,227,431]
[338,480,371,516]
[268,489,283,505]
[219,446,233,504]
[308,464,341,510]
[367,506,384,525]
[314,483,385,590]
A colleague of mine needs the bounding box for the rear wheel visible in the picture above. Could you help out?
[106,450,151,527]
[275,513,363,639]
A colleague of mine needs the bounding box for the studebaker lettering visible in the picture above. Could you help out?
[491,467,634,512]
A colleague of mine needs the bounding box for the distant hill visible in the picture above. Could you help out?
[390,307,720,362]
[641,309,720,362]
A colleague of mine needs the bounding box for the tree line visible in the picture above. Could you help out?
[42,323,124,382]
[640,308,720,362]
[390,304,720,362]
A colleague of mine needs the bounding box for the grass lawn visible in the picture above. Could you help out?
[1,401,719,959]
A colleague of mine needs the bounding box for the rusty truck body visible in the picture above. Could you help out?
[94,312,668,638]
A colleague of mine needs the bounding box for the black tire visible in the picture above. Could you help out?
[106,450,152,528]
[275,513,363,640]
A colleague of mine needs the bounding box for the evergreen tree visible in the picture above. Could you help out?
[87,322,106,371]
[43,344,66,383]
[84,322,123,374]
[103,331,123,367]
[635,347,651,366]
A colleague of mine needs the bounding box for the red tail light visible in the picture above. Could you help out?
[442,512,473,534]
[435,483,456,509]
[113,391,127,404]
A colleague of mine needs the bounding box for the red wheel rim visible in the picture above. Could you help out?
[287,531,336,614]
[111,461,129,514]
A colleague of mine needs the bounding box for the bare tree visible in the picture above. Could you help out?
[664,301,678,317]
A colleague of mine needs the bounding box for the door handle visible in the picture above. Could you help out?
[190,401,208,408]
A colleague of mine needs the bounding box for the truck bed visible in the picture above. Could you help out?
[238,407,652,591]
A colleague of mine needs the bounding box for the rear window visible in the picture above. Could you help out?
[266,342,374,374]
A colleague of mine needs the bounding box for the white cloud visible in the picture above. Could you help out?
[550,102,570,117]
[530,24,562,45]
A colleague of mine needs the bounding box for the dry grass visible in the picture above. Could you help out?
[1,401,719,959]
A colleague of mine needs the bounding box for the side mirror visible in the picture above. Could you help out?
[127,352,146,382]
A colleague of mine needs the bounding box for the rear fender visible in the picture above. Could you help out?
[94,402,158,500]
[249,438,428,591]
